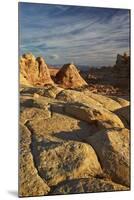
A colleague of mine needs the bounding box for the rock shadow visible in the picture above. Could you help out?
[114,105,130,128]
[50,101,100,141]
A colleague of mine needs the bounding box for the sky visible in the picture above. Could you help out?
[19,2,130,66]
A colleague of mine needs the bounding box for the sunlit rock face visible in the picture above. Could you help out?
[20,53,54,86]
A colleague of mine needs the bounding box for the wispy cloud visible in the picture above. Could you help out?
[49,54,59,60]
[19,3,130,66]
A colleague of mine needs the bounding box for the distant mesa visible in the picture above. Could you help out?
[113,53,130,88]
[116,52,130,66]
[20,53,54,86]
[87,53,130,90]
[55,63,88,89]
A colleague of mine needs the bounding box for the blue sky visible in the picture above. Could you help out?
[19,3,130,66]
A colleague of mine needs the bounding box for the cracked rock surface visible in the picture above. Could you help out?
[19,86,130,196]
[51,177,128,194]
[19,124,50,197]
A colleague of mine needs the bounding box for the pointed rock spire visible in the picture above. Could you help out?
[55,63,87,88]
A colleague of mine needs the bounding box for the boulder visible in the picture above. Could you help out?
[56,89,102,108]
[30,136,103,186]
[57,89,129,112]
[86,128,130,186]
[83,91,122,111]
[109,96,129,107]
[64,104,124,129]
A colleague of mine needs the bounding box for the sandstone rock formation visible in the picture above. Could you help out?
[112,53,130,88]
[20,53,53,86]
[64,104,124,129]
[55,63,88,88]
[20,85,63,99]
[20,73,32,87]
[56,88,130,112]
[19,124,50,197]
[32,139,103,186]
[86,128,130,186]
[19,82,130,196]
[56,89,103,108]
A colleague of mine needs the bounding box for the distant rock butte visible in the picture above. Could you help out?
[116,53,130,66]
[113,53,130,88]
[55,63,88,88]
[20,53,53,86]
[87,53,130,90]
